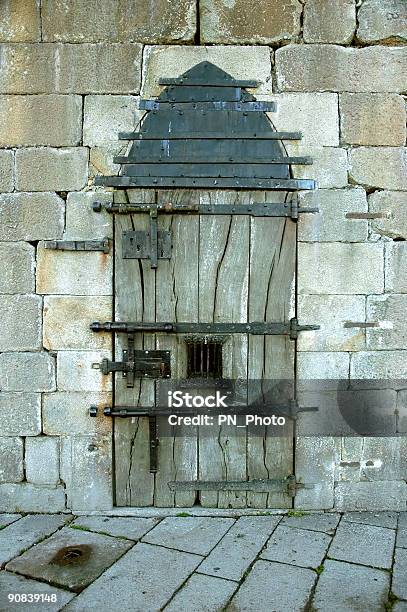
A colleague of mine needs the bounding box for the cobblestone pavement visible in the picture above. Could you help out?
[0,510,406,611]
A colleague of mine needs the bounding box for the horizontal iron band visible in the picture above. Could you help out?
[158,77,259,87]
[158,85,242,103]
[44,238,110,253]
[138,100,276,112]
[114,158,313,166]
[167,477,311,494]
[94,176,316,190]
[90,319,320,338]
[92,201,319,218]
[118,131,302,140]
[90,403,318,418]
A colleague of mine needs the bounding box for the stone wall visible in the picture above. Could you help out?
[0,0,406,512]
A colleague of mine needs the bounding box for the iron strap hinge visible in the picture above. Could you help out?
[167,476,314,497]
[90,318,320,340]
[44,238,110,253]
[93,200,318,220]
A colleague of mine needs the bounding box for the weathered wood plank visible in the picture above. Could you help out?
[154,189,199,507]
[114,189,156,506]
[248,192,295,509]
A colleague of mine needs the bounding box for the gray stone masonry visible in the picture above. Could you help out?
[303,0,356,44]
[0,352,55,392]
[0,242,35,294]
[25,437,60,486]
[43,392,112,436]
[0,393,41,437]
[0,95,82,146]
[0,193,65,241]
[0,1,41,42]
[369,191,407,241]
[0,149,14,191]
[357,0,407,44]
[386,243,407,293]
[0,483,66,513]
[0,296,42,352]
[15,148,88,192]
[0,438,23,484]
[349,147,407,190]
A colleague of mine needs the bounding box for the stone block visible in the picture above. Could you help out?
[0,242,35,293]
[65,192,112,240]
[280,513,340,534]
[334,481,407,511]
[0,573,74,611]
[0,295,42,351]
[142,45,273,97]
[43,392,112,436]
[398,391,407,433]
[83,95,140,146]
[297,352,350,380]
[142,517,234,556]
[343,438,406,481]
[369,191,407,240]
[0,0,41,42]
[0,438,23,483]
[165,574,237,612]
[0,150,14,192]
[0,514,69,565]
[297,295,366,352]
[43,296,112,350]
[199,0,301,44]
[343,511,398,529]
[294,437,339,510]
[367,295,407,350]
[269,93,339,147]
[0,393,41,436]
[261,525,331,568]
[393,547,407,601]
[42,0,196,43]
[57,351,112,392]
[70,516,159,540]
[64,543,201,611]
[6,527,132,592]
[385,243,407,292]
[312,559,390,611]
[198,516,281,581]
[298,243,384,295]
[298,188,368,242]
[25,437,59,486]
[0,44,54,94]
[0,514,22,528]
[340,93,406,146]
[349,147,407,190]
[329,520,395,569]
[15,148,88,192]
[57,43,142,94]
[229,560,316,612]
[89,145,122,178]
[0,95,82,146]
[0,352,56,392]
[0,484,66,513]
[36,244,112,295]
[357,0,407,44]
[351,350,407,379]
[0,193,65,241]
[303,0,356,43]
[276,45,407,93]
[60,435,113,511]
[290,147,348,189]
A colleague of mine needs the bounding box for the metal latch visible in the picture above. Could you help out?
[92,336,171,387]
[122,229,172,267]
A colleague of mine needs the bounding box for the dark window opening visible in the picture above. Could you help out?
[186,341,223,378]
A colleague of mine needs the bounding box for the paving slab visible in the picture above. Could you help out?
[397,526,407,549]
[343,511,399,530]
[393,547,407,601]
[70,516,160,541]
[64,542,201,611]
[328,521,395,569]
[0,514,69,567]
[164,573,237,611]
[0,514,22,528]
[399,512,407,529]
[0,570,74,612]
[394,602,407,612]
[229,559,316,611]
[142,517,235,556]
[311,559,390,612]
[197,516,281,581]
[280,513,341,535]
[6,526,133,592]
[261,525,331,569]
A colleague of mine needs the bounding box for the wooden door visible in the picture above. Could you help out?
[114,188,295,508]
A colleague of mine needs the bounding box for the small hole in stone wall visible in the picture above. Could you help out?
[393,237,406,242]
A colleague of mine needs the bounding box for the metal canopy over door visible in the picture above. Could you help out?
[90,62,318,508]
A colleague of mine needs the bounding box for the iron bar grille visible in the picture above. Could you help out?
[186,341,223,378]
